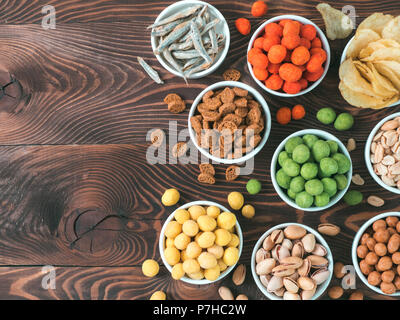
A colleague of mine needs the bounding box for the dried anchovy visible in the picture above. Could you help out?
[162,49,188,84]
[190,21,212,64]
[147,5,202,29]
[155,20,192,54]
[137,56,164,84]
[172,47,214,60]
[184,61,212,77]
[151,18,185,37]
[183,57,203,70]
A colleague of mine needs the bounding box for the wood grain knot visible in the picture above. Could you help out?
[0,71,22,112]
[59,207,124,254]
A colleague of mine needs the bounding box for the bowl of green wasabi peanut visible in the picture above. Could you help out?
[271,129,352,212]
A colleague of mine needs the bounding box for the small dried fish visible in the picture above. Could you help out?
[172,47,215,60]
[137,56,164,84]
[147,5,202,29]
[183,57,203,70]
[185,61,212,77]
[155,20,192,54]
[151,18,185,37]
[190,20,212,64]
[162,49,188,84]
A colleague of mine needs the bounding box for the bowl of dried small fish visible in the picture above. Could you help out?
[150,0,230,80]
[365,112,400,194]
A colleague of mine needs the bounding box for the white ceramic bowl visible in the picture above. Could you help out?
[159,200,243,285]
[150,0,230,79]
[340,36,399,108]
[271,129,353,212]
[364,112,400,194]
[188,81,272,164]
[251,223,334,300]
[247,14,331,97]
[352,212,400,296]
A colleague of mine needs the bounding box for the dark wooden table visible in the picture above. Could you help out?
[0,0,399,300]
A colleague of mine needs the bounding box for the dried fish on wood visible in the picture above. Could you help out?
[147,5,202,29]
[137,56,164,84]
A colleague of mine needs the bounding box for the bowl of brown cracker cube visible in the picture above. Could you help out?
[188,81,271,164]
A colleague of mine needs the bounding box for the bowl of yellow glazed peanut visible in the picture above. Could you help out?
[159,200,243,285]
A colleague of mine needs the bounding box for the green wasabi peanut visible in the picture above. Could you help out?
[320,157,339,176]
[344,190,363,206]
[312,140,330,162]
[282,159,300,177]
[327,140,338,154]
[295,191,314,208]
[278,151,291,167]
[334,113,354,131]
[332,153,351,174]
[305,179,324,196]
[317,108,336,125]
[285,137,303,154]
[292,144,310,164]
[318,166,331,179]
[287,189,297,200]
[334,174,348,190]
[290,176,305,193]
[246,179,262,195]
[276,169,291,189]
[301,163,318,180]
[321,178,337,197]
[303,134,319,149]
[314,192,330,207]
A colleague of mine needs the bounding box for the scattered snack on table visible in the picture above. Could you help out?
[137,56,164,84]
[251,1,268,18]
[334,113,354,131]
[172,142,188,158]
[344,190,363,206]
[232,264,246,285]
[150,4,226,79]
[292,104,306,120]
[150,128,165,147]
[223,68,241,81]
[276,107,291,125]
[318,223,340,236]
[228,191,244,210]
[150,291,166,300]
[316,107,336,125]
[190,86,266,160]
[198,163,216,185]
[254,224,331,300]
[369,116,400,189]
[275,134,351,208]
[241,204,255,219]
[316,3,353,40]
[142,259,160,277]
[248,18,327,94]
[235,18,251,35]
[226,165,240,181]
[339,13,400,109]
[246,178,262,195]
[346,138,356,152]
[163,203,240,281]
[162,188,180,206]
[356,216,400,294]
[164,93,186,113]
[367,195,385,207]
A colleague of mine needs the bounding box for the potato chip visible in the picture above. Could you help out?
[339,59,377,96]
[366,62,398,97]
[358,13,394,36]
[359,39,400,59]
[346,29,380,59]
[374,60,400,90]
[361,47,400,63]
[382,16,400,43]
[317,3,353,40]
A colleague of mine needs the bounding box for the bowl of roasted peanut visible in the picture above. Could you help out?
[365,112,400,194]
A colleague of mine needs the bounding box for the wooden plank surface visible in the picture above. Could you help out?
[0,0,398,300]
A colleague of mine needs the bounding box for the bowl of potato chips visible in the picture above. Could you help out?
[340,13,400,109]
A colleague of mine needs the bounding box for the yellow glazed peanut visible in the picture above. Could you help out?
[183,259,201,274]
[228,233,240,247]
[188,205,206,220]
[171,263,185,280]
[150,291,166,300]
[207,206,220,218]
[197,231,216,248]
[215,228,232,246]
[164,221,182,239]
[207,245,224,259]
[186,241,202,259]
[204,265,221,281]
[197,215,217,232]
[142,259,159,277]
[198,252,218,269]
[223,247,239,266]
[218,259,228,272]
[164,247,180,266]
[180,249,188,262]
[182,220,199,237]
[165,237,175,248]
[174,233,190,250]
[217,212,237,230]
[227,192,244,210]
[162,188,180,206]
[188,270,205,280]
[174,209,190,224]
[241,204,255,219]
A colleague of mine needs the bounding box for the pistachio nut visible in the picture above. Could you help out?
[283,277,299,293]
[308,255,329,268]
[272,244,290,261]
[271,229,284,244]
[273,287,285,297]
[256,248,270,263]
[311,243,327,257]
[311,267,330,285]
[256,258,276,275]
[302,233,316,253]
[263,235,275,251]
[297,276,316,291]
[283,291,301,300]
[280,256,304,269]
[289,271,300,281]
[298,256,311,277]
[318,223,340,236]
[301,287,316,300]
[284,225,307,240]
[272,265,296,277]
[292,241,305,258]
[267,275,283,292]
[282,238,293,250]
[259,274,271,288]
